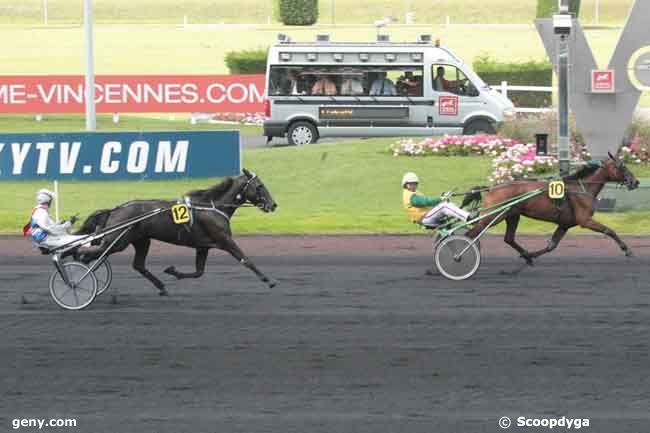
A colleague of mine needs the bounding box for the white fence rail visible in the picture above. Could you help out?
[490,81,555,113]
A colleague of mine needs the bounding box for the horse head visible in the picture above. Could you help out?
[605,152,639,190]
[240,168,278,213]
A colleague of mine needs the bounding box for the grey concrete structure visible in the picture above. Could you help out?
[536,0,650,158]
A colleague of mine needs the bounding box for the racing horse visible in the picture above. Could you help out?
[462,153,639,267]
[75,169,277,296]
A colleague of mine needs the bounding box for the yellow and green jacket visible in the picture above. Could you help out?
[402,189,442,223]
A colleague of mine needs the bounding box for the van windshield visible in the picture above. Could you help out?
[268,65,424,97]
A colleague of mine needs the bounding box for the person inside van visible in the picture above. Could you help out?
[340,74,364,96]
[433,66,451,92]
[311,75,337,95]
[397,71,422,96]
[369,71,397,96]
[401,172,474,227]
[284,70,305,95]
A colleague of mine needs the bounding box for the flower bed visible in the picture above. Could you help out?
[490,143,557,183]
[391,135,519,157]
[211,112,265,125]
[620,134,650,165]
[391,134,595,184]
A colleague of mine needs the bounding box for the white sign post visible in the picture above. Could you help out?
[84,0,97,132]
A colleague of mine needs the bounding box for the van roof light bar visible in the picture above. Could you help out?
[417,34,432,43]
[316,33,330,42]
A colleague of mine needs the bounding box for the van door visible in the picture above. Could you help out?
[430,64,485,133]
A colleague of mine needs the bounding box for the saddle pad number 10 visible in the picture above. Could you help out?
[171,204,191,224]
[548,180,565,199]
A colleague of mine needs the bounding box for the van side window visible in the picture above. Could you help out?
[432,64,476,97]
[268,66,423,97]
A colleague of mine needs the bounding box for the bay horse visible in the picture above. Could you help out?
[462,153,639,266]
[74,169,277,296]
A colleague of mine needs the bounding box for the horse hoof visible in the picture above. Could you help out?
[268,281,277,289]
[425,268,436,276]
[625,250,634,258]
[159,289,169,297]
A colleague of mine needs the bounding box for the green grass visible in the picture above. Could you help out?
[2,137,650,234]
[0,114,261,134]
[0,0,635,25]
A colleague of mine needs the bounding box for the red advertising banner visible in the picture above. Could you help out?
[0,75,266,113]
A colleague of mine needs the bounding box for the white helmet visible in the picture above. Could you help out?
[402,172,419,186]
[36,188,55,204]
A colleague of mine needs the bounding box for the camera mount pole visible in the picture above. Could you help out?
[554,0,572,176]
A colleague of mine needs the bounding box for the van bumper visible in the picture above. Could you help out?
[263,121,287,138]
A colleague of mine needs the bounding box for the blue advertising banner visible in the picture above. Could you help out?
[0,130,240,180]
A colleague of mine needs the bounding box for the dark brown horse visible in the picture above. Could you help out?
[462,153,639,266]
[75,169,277,295]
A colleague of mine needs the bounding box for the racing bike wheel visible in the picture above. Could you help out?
[49,262,98,310]
[434,235,481,280]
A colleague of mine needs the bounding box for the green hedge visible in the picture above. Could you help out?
[275,0,318,25]
[536,0,581,18]
[473,56,553,108]
[224,48,268,74]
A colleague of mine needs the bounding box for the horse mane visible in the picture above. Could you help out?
[186,177,236,201]
[563,162,602,181]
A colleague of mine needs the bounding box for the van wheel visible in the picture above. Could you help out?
[288,122,318,146]
[463,119,495,135]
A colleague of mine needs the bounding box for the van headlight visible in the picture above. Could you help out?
[502,107,516,120]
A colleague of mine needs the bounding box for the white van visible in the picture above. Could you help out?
[263,34,515,145]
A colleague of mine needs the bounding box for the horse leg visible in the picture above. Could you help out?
[221,238,276,288]
[504,214,533,265]
[132,238,169,296]
[579,219,633,257]
[528,226,569,259]
[164,248,208,279]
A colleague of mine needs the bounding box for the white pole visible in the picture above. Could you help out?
[53,181,60,222]
[84,0,96,131]
[501,81,508,99]
[595,0,600,24]
[43,0,48,25]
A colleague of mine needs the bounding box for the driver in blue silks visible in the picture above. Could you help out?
[24,188,85,250]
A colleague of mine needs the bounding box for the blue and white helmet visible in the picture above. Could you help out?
[36,188,55,204]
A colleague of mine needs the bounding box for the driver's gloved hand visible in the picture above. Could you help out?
[68,214,79,225]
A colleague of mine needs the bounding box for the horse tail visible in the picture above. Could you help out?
[75,209,112,235]
[461,186,487,209]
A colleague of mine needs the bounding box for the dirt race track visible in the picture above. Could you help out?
[1,234,650,433]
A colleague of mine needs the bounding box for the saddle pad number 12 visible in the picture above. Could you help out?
[548,180,565,199]
[171,204,190,224]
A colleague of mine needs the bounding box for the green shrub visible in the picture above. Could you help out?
[275,0,318,25]
[536,0,581,18]
[224,48,268,74]
[473,55,552,108]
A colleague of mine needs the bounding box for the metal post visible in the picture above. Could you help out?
[557,34,570,176]
[595,0,600,25]
[84,0,97,131]
[53,180,60,222]
[43,0,48,25]
[556,0,571,176]
[330,0,335,25]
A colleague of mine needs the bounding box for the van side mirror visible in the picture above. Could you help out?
[467,84,479,97]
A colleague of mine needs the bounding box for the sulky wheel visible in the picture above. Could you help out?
[91,259,113,296]
[434,235,481,280]
[49,262,98,310]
